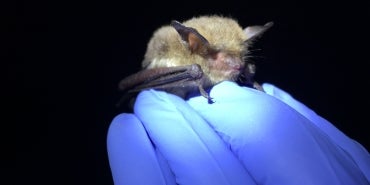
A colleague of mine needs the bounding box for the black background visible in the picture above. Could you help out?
[16,0,369,184]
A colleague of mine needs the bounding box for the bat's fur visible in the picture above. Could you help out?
[143,15,250,85]
[118,15,272,107]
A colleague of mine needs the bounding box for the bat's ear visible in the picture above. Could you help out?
[244,21,274,44]
[171,20,210,55]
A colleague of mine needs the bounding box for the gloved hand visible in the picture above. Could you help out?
[107,81,370,185]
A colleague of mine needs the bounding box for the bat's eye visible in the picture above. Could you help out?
[207,49,220,60]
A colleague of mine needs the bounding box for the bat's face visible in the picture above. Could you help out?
[206,51,246,84]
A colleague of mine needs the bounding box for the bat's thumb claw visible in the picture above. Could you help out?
[208,97,215,104]
[198,85,214,104]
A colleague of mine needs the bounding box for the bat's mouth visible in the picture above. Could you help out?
[226,65,244,80]
[230,63,245,73]
[215,59,244,78]
[232,65,244,71]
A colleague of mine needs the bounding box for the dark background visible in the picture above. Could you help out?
[16,0,369,184]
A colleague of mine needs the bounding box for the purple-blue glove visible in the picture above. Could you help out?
[107,81,370,185]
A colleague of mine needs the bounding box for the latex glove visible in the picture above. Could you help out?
[107,81,370,185]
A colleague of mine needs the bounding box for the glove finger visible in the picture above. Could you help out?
[107,113,176,185]
[262,82,370,181]
[188,81,368,184]
[134,90,256,185]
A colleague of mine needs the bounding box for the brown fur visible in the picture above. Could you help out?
[142,15,251,85]
[117,15,273,106]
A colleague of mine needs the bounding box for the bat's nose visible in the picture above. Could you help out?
[237,63,245,70]
[226,57,244,71]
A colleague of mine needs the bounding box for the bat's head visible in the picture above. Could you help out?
[143,15,273,85]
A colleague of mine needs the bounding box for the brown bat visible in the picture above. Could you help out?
[117,15,273,107]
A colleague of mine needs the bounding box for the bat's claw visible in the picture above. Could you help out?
[253,82,265,92]
[198,84,213,103]
[207,97,214,104]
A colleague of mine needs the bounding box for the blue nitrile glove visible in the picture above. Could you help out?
[107,81,370,185]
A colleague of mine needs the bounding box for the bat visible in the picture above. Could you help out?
[117,15,273,107]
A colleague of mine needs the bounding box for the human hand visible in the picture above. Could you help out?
[107,81,370,185]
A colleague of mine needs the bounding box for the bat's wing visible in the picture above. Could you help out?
[117,64,212,107]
